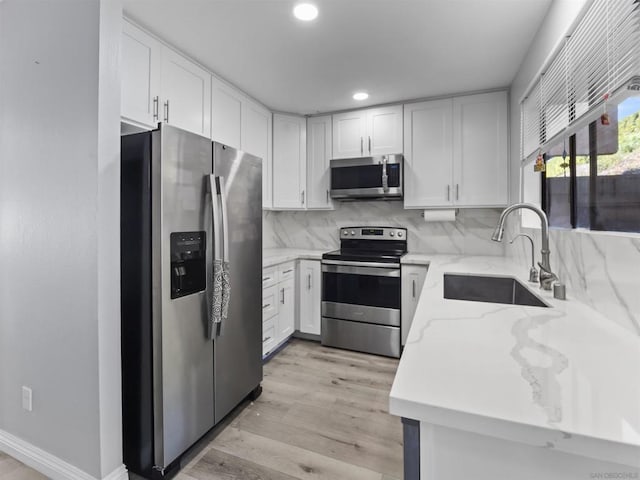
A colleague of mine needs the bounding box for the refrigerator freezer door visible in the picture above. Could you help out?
[153,125,215,468]
[212,143,263,424]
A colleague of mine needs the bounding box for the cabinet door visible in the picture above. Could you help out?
[403,99,454,208]
[121,20,162,128]
[367,105,403,156]
[273,113,307,209]
[453,91,508,207]
[306,116,333,209]
[211,77,242,148]
[298,260,321,335]
[277,278,295,341]
[242,100,273,209]
[401,265,428,345]
[161,47,211,137]
[332,110,367,158]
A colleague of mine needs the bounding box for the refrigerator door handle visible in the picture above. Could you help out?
[217,176,231,334]
[208,174,223,339]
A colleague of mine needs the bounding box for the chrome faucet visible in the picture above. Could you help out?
[509,234,539,284]
[491,203,562,294]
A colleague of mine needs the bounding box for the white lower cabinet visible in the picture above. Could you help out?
[277,277,295,340]
[262,262,296,356]
[297,260,321,335]
[401,264,428,345]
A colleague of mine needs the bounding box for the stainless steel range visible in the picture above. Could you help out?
[321,227,407,358]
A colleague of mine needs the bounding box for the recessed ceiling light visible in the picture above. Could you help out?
[353,92,369,101]
[293,3,318,21]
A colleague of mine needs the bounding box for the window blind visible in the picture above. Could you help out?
[521,80,541,159]
[520,0,640,157]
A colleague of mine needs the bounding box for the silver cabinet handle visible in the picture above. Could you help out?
[326,189,329,203]
[456,184,459,201]
[264,336,272,342]
[412,279,416,298]
[360,137,363,155]
[301,190,305,205]
[283,269,293,274]
[446,185,451,201]
[368,136,372,154]
[263,276,270,282]
[281,288,285,304]
[163,100,169,123]
[308,273,312,290]
[263,303,270,309]
[152,96,159,122]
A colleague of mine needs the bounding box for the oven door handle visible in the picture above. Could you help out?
[321,263,400,277]
[322,259,400,269]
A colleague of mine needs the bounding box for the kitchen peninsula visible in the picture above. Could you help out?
[390,255,640,480]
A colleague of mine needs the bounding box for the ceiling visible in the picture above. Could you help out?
[123,0,552,115]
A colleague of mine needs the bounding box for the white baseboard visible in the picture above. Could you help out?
[0,429,128,480]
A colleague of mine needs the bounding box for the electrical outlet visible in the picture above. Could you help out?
[22,386,32,412]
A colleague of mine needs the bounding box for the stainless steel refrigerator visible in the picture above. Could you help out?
[120,124,263,479]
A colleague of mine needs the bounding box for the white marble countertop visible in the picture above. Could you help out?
[263,248,325,268]
[389,254,640,466]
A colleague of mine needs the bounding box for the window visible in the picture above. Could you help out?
[542,95,640,232]
[521,0,640,233]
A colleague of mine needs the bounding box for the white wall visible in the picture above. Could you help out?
[508,0,640,336]
[0,0,124,478]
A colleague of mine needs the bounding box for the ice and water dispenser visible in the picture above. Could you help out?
[170,231,206,299]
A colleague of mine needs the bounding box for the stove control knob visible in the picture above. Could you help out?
[397,231,403,238]
[389,231,395,237]
[350,230,356,236]
[343,230,348,236]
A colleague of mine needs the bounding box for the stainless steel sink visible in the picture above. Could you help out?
[443,274,549,308]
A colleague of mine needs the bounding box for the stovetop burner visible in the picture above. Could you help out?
[322,226,408,263]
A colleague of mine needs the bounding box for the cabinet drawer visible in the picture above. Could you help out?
[262,267,277,288]
[262,285,278,321]
[263,324,276,356]
[278,262,296,282]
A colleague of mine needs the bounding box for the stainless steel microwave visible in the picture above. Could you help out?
[329,154,403,200]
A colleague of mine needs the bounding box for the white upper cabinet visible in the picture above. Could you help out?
[332,110,367,158]
[121,20,162,128]
[453,91,508,206]
[160,47,211,137]
[241,100,273,209]
[306,116,333,209]
[367,105,404,156]
[273,113,307,210]
[403,91,508,208]
[332,105,403,159]
[404,99,454,208]
[211,76,242,148]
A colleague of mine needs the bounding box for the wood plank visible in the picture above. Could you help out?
[210,427,384,480]
[186,448,299,480]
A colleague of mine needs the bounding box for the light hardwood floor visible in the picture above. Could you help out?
[178,339,403,480]
[0,451,47,480]
[1,339,403,480]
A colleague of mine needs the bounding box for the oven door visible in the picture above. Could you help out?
[321,262,401,327]
[330,156,403,199]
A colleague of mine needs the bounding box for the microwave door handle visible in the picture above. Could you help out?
[217,176,231,335]
[208,174,223,339]
[381,157,389,192]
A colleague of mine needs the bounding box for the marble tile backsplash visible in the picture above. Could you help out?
[506,220,640,336]
[263,202,505,256]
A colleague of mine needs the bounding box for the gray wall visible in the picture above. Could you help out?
[0,0,123,477]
